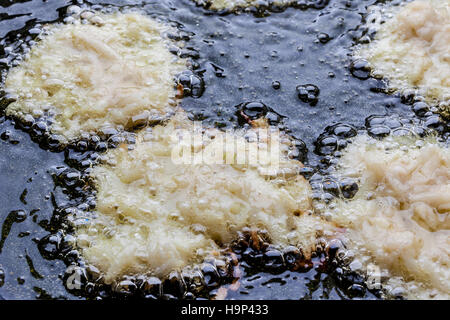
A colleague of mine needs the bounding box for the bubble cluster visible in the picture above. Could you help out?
[349,59,371,80]
[296,84,320,106]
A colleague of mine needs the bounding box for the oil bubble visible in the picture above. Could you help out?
[296,84,320,106]
[350,59,371,80]
[0,266,4,287]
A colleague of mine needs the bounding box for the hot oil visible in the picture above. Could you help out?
[0,0,447,299]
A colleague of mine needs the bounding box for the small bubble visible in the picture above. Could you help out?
[340,179,359,199]
[235,101,269,125]
[347,283,366,297]
[38,233,61,260]
[177,71,205,98]
[201,263,220,289]
[368,126,391,138]
[162,271,186,298]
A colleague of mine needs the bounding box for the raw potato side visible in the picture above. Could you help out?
[331,135,450,299]
[358,0,450,104]
[76,112,333,282]
[5,13,186,140]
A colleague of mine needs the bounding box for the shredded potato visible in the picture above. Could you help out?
[5,13,186,140]
[76,112,333,282]
[193,0,295,10]
[358,0,450,104]
[332,135,450,299]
